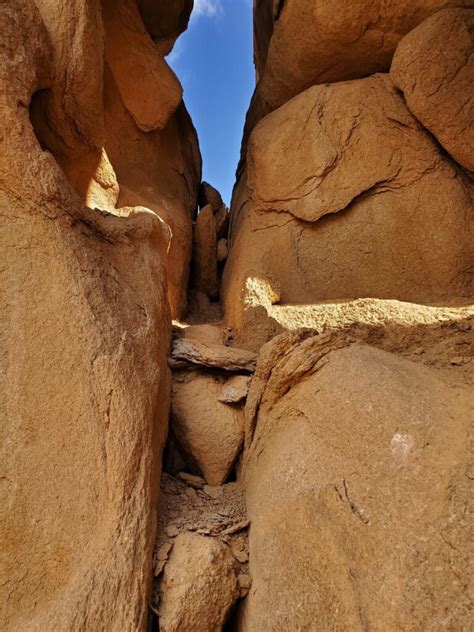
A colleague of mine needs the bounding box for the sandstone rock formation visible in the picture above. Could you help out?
[3,0,474,630]
[1,0,200,630]
[244,0,474,138]
[170,371,245,485]
[223,73,473,345]
[158,533,239,632]
[239,332,473,630]
[30,0,201,318]
[391,7,474,173]
[170,338,257,372]
[192,203,218,298]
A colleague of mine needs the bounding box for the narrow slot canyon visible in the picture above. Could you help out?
[1,1,473,631]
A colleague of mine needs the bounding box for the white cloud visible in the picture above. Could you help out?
[193,0,222,18]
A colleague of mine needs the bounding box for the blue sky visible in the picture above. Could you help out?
[168,0,255,205]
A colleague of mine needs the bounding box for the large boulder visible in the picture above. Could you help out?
[245,0,472,136]
[0,1,199,629]
[158,533,239,631]
[170,371,245,485]
[30,0,201,319]
[391,7,474,173]
[191,204,218,298]
[137,0,193,55]
[223,74,473,344]
[103,69,201,317]
[102,0,182,133]
[239,332,472,630]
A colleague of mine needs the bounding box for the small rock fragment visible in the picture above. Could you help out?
[178,472,206,489]
[231,542,249,564]
[157,542,173,561]
[237,573,252,597]
[154,542,174,576]
[185,487,197,499]
[218,375,251,404]
[165,524,180,538]
[203,485,224,499]
[217,238,228,262]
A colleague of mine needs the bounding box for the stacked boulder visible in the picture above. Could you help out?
[0,1,200,630]
[222,4,474,631]
[192,182,230,299]
[223,5,474,349]
[168,325,254,486]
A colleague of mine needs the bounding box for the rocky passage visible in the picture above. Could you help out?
[1,1,473,632]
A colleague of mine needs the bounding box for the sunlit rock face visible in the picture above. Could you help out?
[224,7,473,351]
[239,334,473,631]
[0,1,200,630]
[29,0,201,319]
[221,2,474,630]
[243,0,474,140]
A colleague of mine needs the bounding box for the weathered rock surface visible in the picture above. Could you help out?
[171,372,244,485]
[30,0,201,319]
[158,533,239,632]
[192,203,218,298]
[1,0,200,630]
[391,7,474,172]
[217,237,228,262]
[223,74,473,341]
[137,0,193,55]
[170,339,257,372]
[103,75,200,318]
[0,2,179,630]
[245,0,473,135]
[218,375,251,404]
[239,332,472,630]
[103,0,182,133]
[199,180,224,213]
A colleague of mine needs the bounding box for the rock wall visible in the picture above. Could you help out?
[223,5,474,350]
[220,3,474,630]
[0,1,200,630]
[2,1,473,630]
[239,329,473,630]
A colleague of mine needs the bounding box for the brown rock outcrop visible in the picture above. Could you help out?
[1,0,200,630]
[245,0,473,136]
[239,332,472,630]
[170,372,244,485]
[137,0,193,54]
[391,7,474,173]
[192,204,218,298]
[102,0,182,133]
[30,0,201,319]
[170,339,257,372]
[158,533,239,632]
[223,74,473,343]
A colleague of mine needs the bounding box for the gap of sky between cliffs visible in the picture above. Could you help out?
[168,0,254,206]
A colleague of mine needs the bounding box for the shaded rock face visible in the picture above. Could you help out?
[0,0,200,630]
[30,0,201,318]
[240,334,472,630]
